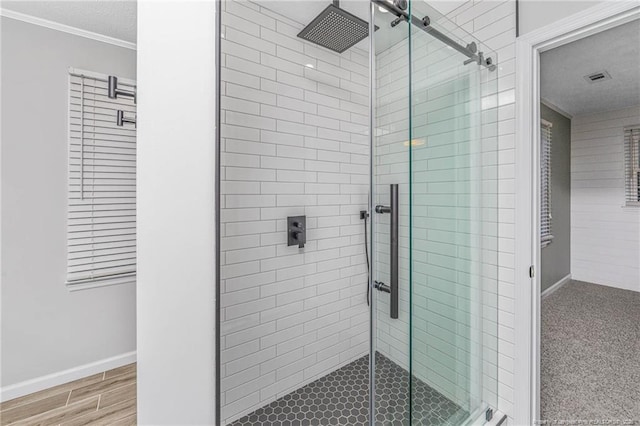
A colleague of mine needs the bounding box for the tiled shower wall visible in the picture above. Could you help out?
[219,1,370,423]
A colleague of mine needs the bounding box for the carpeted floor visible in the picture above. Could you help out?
[541,280,640,424]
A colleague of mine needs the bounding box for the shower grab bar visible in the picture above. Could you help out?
[375,184,399,319]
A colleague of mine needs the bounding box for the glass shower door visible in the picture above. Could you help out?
[408,1,499,423]
[371,0,499,424]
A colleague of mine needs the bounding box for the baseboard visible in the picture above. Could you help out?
[541,274,571,299]
[570,277,640,293]
[0,351,136,402]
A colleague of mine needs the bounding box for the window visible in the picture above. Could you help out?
[67,68,137,288]
[624,126,640,206]
[541,120,553,247]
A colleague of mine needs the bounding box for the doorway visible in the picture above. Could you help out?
[514,3,640,424]
[538,18,640,422]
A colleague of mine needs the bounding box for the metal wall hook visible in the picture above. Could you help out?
[117,110,136,127]
[108,76,137,104]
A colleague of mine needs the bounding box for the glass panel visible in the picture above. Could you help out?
[371,0,498,424]
[409,1,499,424]
[372,2,411,424]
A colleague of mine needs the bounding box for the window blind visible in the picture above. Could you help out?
[67,69,137,286]
[624,127,640,206]
[541,120,553,247]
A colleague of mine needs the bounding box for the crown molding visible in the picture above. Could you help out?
[0,8,136,50]
[541,98,573,119]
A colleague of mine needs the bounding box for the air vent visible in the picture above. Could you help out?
[584,70,611,83]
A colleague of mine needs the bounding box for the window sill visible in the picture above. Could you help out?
[66,275,136,292]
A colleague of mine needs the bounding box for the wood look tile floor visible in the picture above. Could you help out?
[0,364,136,426]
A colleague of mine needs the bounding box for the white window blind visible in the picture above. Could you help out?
[541,120,553,247]
[624,127,640,206]
[67,68,137,287]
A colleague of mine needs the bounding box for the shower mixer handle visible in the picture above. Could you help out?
[287,216,306,249]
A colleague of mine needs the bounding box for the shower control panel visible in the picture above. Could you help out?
[287,216,306,249]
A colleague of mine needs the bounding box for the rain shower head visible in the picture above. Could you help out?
[298,1,375,54]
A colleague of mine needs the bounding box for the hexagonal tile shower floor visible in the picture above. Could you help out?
[229,352,468,425]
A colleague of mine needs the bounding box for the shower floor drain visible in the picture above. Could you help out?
[228,352,467,425]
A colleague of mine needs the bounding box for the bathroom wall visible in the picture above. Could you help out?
[219,1,370,422]
[0,17,137,394]
[540,103,571,293]
[571,105,640,292]
[136,1,217,423]
[519,1,605,35]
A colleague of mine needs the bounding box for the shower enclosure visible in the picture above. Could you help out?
[217,0,499,424]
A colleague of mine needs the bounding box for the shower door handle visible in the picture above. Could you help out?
[375,184,399,319]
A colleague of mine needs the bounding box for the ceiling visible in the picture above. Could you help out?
[2,0,137,43]
[540,19,640,116]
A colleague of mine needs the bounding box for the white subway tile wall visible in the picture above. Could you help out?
[571,106,640,292]
[220,1,370,423]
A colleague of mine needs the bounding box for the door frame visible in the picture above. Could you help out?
[513,2,640,424]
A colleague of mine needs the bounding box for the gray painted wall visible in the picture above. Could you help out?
[540,103,571,292]
[1,17,136,387]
